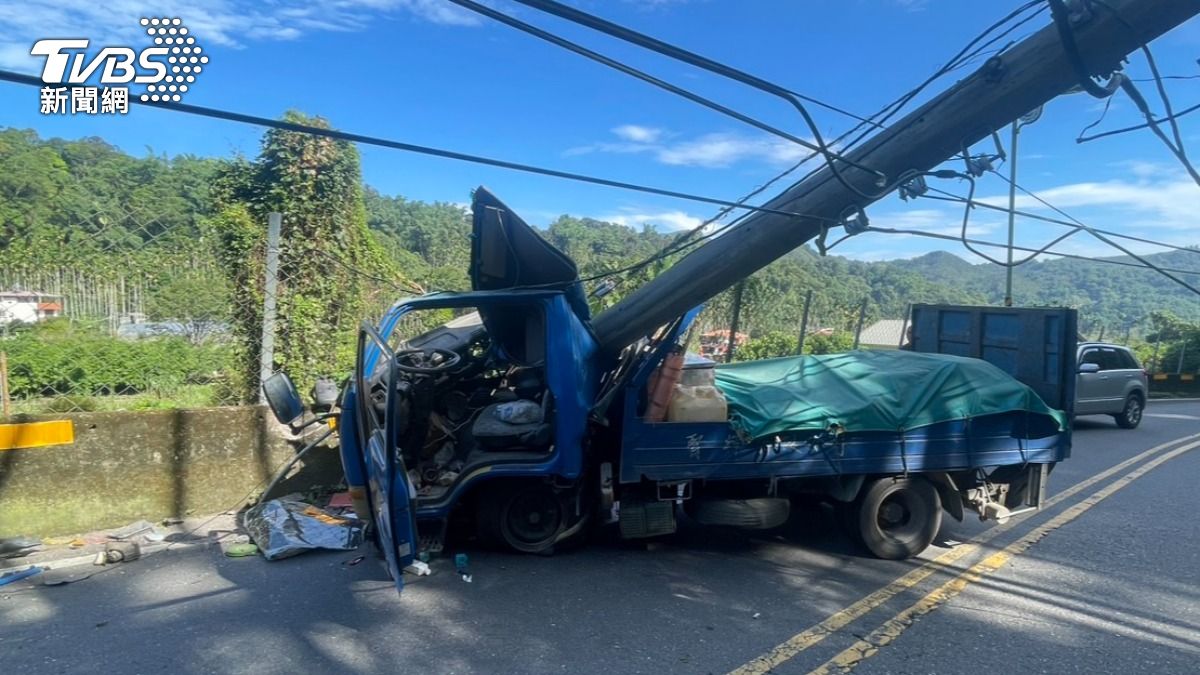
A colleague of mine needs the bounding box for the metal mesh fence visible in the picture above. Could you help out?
[0,206,406,416]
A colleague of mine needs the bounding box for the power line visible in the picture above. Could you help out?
[568,2,1056,287]
[988,170,1200,296]
[3,1,1048,297]
[764,1,1046,207]
[448,0,881,131]
[506,0,892,199]
[444,0,879,182]
[919,188,1200,257]
[867,225,1200,277]
[0,69,841,223]
[1087,0,1200,186]
[1077,100,1200,143]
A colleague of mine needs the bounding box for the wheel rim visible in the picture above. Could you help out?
[876,490,925,540]
[503,489,563,550]
[1126,398,1142,424]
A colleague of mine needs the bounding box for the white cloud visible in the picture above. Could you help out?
[600,209,704,231]
[0,0,481,70]
[612,124,662,144]
[657,132,811,168]
[978,173,1200,232]
[869,207,999,238]
[622,0,699,8]
[567,126,814,169]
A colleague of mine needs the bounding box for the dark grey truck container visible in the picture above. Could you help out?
[909,304,1078,419]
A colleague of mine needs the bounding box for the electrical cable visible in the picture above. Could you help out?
[761,1,1047,212]
[1076,94,1115,141]
[1086,0,1200,186]
[1117,78,1200,186]
[1077,100,1200,143]
[919,188,1200,257]
[1132,74,1200,82]
[1090,0,1190,154]
[871,168,1067,268]
[988,169,1200,296]
[574,1,1054,288]
[506,0,892,200]
[447,0,880,132]
[1048,0,1123,99]
[0,69,832,223]
[444,0,876,192]
[866,225,1200,276]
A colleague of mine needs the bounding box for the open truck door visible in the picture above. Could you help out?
[356,324,419,591]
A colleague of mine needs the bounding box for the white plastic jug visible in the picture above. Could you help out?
[667,385,728,423]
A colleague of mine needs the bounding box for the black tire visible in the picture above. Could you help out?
[1114,393,1144,429]
[855,477,942,560]
[479,484,565,554]
[691,498,790,530]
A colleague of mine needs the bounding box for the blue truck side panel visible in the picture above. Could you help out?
[618,305,1074,485]
[620,415,1066,484]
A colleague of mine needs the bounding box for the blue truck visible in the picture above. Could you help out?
[264,188,1074,592]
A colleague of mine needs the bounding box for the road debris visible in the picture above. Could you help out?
[107,520,155,541]
[243,498,365,561]
[94,541,141,565]
[404,560,431,576]
[454,553,472,583]
[224,543,259,558]
[0,566,44,587]
[0,536,40,559]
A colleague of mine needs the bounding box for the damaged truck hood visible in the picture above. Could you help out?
[470,187,591,362]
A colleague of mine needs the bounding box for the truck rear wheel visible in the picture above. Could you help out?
[855,477,942,560]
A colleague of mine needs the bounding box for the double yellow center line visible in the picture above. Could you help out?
[729,432,1200,675]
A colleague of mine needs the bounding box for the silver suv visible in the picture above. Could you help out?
[1076,342,1148,429]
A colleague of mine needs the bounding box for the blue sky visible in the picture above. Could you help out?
[1,0,1198,264]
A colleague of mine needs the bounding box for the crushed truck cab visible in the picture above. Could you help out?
[328,187,1073,593]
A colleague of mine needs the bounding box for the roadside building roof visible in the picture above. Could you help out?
[858,319,907,348]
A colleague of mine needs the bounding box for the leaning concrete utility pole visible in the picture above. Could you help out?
[593,0,1200,351]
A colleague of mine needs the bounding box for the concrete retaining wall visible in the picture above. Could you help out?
[0,406,343,538]
[1149,373,1200,398]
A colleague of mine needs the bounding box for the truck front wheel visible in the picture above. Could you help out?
[479,483,565,554]
[855,477,942,560]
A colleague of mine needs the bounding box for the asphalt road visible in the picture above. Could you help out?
[3,401,1198,675]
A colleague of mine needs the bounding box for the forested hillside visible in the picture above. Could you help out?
[2,123,1200,413]
[3,125,1198,339]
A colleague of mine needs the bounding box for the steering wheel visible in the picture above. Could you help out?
[393,348,462,374]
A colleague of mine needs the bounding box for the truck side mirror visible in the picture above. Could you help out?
[262,372,305,426]
[1078,362,1101,374]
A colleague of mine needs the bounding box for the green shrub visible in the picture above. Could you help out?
[2,319,233,400]
[733,330,856,361]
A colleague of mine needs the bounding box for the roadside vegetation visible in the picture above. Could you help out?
[2,123,1198,412]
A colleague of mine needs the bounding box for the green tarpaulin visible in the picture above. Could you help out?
[714,350,1066,441]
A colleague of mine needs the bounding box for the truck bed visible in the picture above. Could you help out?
[620,412,1068,484]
